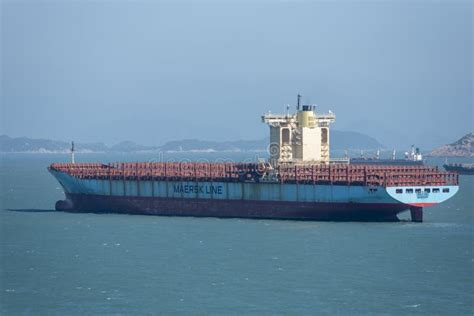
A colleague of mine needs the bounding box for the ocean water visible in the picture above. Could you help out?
[0,153,473,315]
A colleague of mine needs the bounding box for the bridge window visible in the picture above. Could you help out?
[424,188,431,193]
[406,188,413,193]
[433,188,440,193]
[396,189,403,194]
[321,128,328,145]
[282,128,290,145]
[443,188,450,193]
[415,189,422,193]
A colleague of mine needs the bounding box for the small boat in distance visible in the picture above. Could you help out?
[443,163,474,175]
[350,146,424,166]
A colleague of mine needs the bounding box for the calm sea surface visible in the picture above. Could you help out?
[1,153,473,315]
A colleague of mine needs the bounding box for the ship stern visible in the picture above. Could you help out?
[386,185,459,222]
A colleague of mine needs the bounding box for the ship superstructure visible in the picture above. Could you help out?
[49,96,459,222]
[262,95,335,165]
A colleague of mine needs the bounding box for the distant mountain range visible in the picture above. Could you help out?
[0,131,383,153]
[429,133,474,157]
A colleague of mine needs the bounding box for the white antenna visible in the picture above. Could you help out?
[71,141,75,164]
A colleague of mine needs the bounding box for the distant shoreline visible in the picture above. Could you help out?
[0,131,386,153]
[0,149,268,154]
[428,133,473,158]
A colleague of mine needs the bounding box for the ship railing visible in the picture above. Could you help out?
[329,158,350,164]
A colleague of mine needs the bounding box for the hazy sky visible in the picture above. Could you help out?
[1,0,472,149]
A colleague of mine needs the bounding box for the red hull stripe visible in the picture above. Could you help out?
[409,203,437,207]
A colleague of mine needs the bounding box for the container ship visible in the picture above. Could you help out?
[443,163,474,175]
[350,146,424,166]
[49,96,459,222]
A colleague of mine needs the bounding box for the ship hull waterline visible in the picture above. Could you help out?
[56,193,415,222]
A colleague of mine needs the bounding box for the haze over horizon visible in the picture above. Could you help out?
[1,0,472,150]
